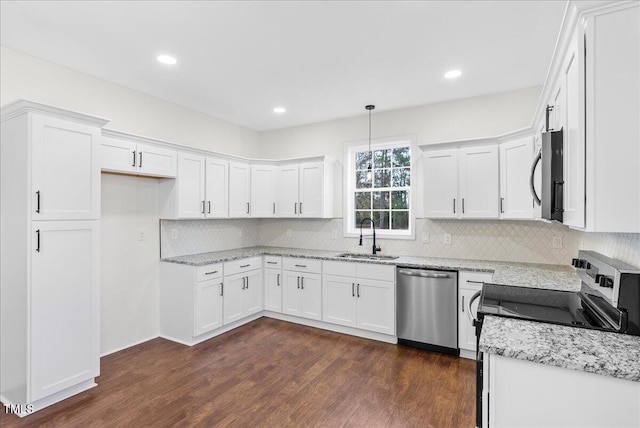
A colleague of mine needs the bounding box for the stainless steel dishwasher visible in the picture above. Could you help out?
[396,267,458,355]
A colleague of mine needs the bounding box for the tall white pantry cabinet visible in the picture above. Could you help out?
[0,100,108,414]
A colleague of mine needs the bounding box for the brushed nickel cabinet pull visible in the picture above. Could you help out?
[357,283,360,298]
[138,152,143,168]
[299,202,303,213]
[352,283,355,297]
[240,264,250,268]
[301,276,304,290]
[462,296,465,312]
[462,198,465,214]
[273,202,276,214]
[205,270,218,275]
[201,201,205,214]
[295,264,307,268]
[132,151,136,167]
[294,203,297,214]
[297,276,300,289]
[36,191,40,213]
[500,197,504,214]
[36,229,40,252]
[208,201,211,214]
[220,283,224,296]
[277,274,280,286]
[246,202,250,214]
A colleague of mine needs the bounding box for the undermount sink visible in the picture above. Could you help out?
[336,253,399,261]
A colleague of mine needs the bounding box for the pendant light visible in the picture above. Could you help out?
[366,105,375,182]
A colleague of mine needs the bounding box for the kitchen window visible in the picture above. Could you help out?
[344,138,414,239]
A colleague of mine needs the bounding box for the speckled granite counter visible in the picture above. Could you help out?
[161,245,581,291]
[479,316,640,381]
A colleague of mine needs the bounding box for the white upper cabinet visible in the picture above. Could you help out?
[499,136,534,219]
[250,164,277,217]
[228,161,251,218]
[101,133,177,178]
[458,145,500,219]
[277,164,299,217]
[275,160,334,218]
[299,162,324,218]
[423,144,499,219]
[583,4,639,232]
[423,148,459,218]
[160,153,228,219]
[177,153,206,218]
[205,157,228,218]
[31,114,101,220]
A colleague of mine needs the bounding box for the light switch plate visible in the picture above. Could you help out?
[422,232,430,243]
[138,228,146,241]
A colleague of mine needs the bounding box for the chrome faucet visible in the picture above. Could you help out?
[359,217,381,255]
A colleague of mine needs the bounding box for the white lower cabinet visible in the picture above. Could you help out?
[458,271,493,358]
[282,258,322,321]
[194,280,223,336]
[160,262,224,343]
[263,256,283,313]
[322,261,395,336]
[485,354,640,428]
[223,258,263,324]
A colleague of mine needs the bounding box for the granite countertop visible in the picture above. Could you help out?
[161,245,581,291]
[479,316,640,382]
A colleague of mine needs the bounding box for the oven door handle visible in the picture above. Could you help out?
[468,290,482,326]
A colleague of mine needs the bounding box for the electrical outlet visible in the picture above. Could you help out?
[422,232,430,243]
[137,228,146,241]
[170,229,178,240]
[552,236,563,249]
[443,233,452,245]
[287,229,292,237]
[331,230,337,240]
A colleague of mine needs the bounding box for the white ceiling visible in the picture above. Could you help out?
[0,1,567,131]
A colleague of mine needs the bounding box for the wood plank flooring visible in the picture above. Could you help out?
[1,318,476,427]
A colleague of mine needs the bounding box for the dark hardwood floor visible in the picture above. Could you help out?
[1,318,476,427]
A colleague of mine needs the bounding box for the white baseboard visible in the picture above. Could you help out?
[1,379,96,417]
[160,313,263,346]
[459,348,476,360]
[263,311,398,344]
[100,334,159,357]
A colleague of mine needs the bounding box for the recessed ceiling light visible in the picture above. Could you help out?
[157,55,177,65]
[273,107,286,114]
[444,69,462,79]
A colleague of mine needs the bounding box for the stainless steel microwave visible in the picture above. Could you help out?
[530,130,563,222]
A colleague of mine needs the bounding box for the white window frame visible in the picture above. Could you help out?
[343,136,416,240]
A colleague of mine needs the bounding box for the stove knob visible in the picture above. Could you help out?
[595,274,603,283]
[572,258,580,267]
[598,275,613,288]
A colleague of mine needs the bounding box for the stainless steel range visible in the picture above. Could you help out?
[471,251,640,428]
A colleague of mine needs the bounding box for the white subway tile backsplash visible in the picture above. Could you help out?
[161,218,640,267]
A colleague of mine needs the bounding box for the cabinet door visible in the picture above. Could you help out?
[243,270,263,316]
[228,161,251,218]
[264,268,283,313]
[101,136,136,174]
[137,144,177,178]
[499,137,534,219]
[194,280,223,336]
[423,149,458,218]
[30,221,99,401]
[322,275,357,328]
[299,273,322,321]
[177,153,205,219]
[299,162,323,217]
[282,272,302,317]
[459,145,499,218]
[205,157,228,218]
[563,32,586,229]
[222,274,244,325]
[276,164,299,217]
[31,115,101,220]
[458,287,481,352]
[250,165,277,217]
[356,279,395,335]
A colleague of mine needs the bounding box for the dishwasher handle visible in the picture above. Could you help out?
[397,269,452,279]
[468,290,482,326]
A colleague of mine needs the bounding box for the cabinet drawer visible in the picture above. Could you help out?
[283,257,322,274]
[196,263,223,282]
[323,260,357,277]
[264,256,282,269]
[459,271,493,290]
[224,256,263,276]
[356,263,395,282]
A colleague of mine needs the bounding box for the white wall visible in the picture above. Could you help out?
[101,174,159,355]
